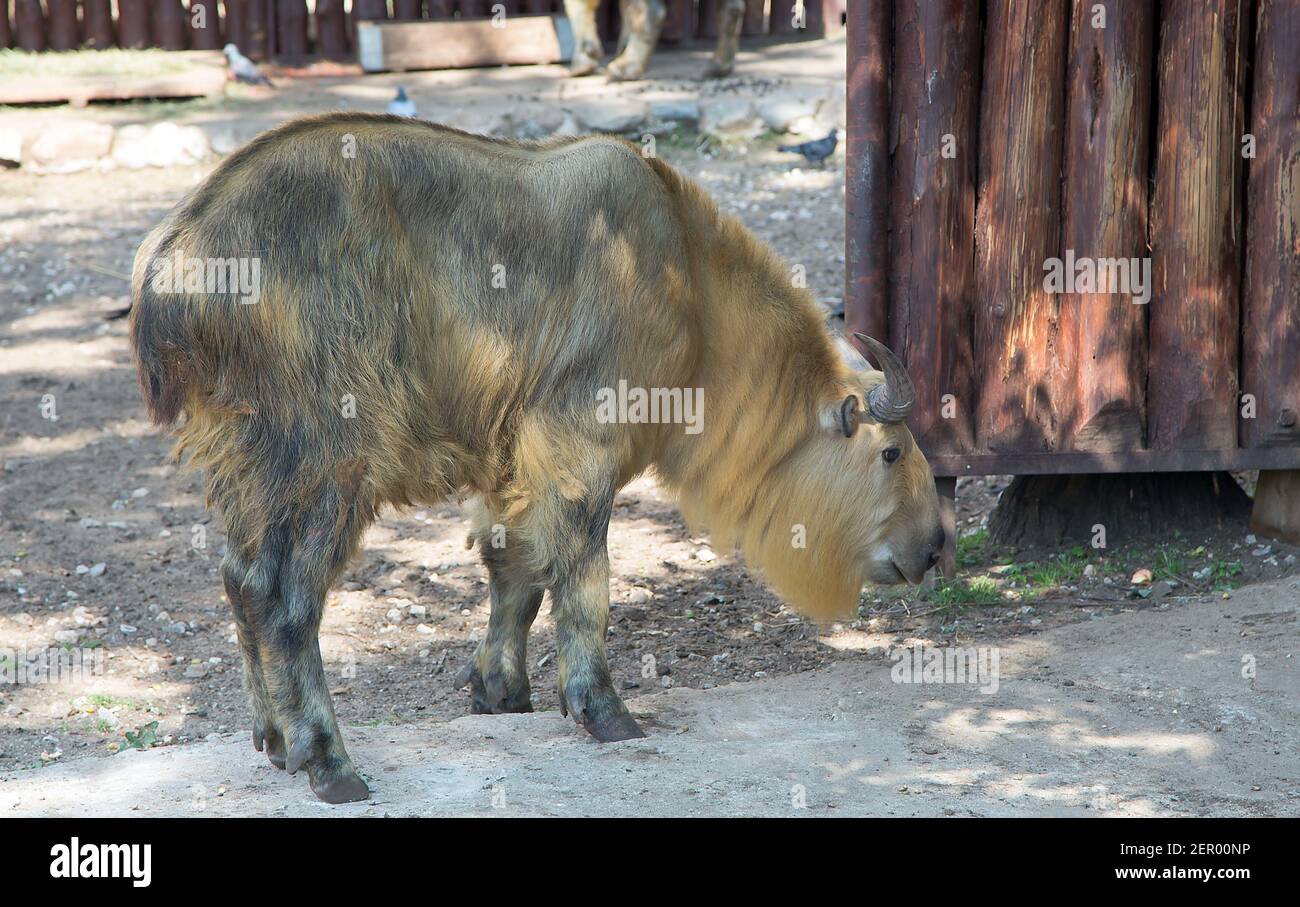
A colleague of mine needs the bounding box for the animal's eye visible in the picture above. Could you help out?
[882,447,901,464]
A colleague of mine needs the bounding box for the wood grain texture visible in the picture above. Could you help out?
[1057,0,1154,452]
[973,0,1070,453]
[1148,0,1248,450]
[1241,0,1300,447]
[887,0,979,453]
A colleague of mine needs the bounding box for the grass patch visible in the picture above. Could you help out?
[932,575,1000,606]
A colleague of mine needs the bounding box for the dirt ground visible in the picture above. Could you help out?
[2,40,1298,816]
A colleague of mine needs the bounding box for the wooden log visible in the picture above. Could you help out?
[457,1,492,17]
[662,0,693,42]
[742,0,766,36]
[14,0,47,51]
[1242,0,1300,448]
[154,0,189,50]
[427,0,456,16]
[225,0,249,52]
[316,0,350,57]
[886,0,980,454]
[698,0,720,39]
[1056,0,1154,452]
[0,2,11,50]
[844,0,891,349]
[393,0,424,19]
[244,0,270,59]
[1148,0,1248,451]
[770,0,799,34]
[187,0,223,49]
[277,0,310,61]
[357,15,572,71]
[972,0,1069,453]
[46,0,79,50]
[1251,471,1300,543]
[117,0,152,48]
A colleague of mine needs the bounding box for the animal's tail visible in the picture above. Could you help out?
[128,227,195,426]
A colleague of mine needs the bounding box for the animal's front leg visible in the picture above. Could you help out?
[552,546,645,742]
[703,0,745,78]
[605,0,667,82]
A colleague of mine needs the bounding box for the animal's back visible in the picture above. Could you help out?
[130,114,693,536]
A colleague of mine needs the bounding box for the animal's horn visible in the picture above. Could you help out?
[852,333,916,423]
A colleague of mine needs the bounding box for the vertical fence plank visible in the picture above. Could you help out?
[698,0,720,38]
[225,0,249,52]
[973,0,1070,453]
[844,0,891,349]
[46,0,79,50]
[1242,0,1300,448]
[393,0,425,19]
[0,2,10,49]
[82,0,115,48]
[117,0,151,48]
[277,0,309,61]
[1148,0,1249,451]
[1055,0,1154,452]
[662,0,693,42]
[188,0,223,49]
[427,0,456,16]
[244,0,270,59]
[155,0,189,50]
[14,0,47,51]
[457,1,491,17]
[770,0,799,35]
[742,0,766,35]
[316,0,350,57]
[887,0,980,454]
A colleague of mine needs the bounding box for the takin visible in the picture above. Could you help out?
[129,113,945,804]
[564,0,746,80]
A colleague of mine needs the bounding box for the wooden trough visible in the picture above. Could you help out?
[845,0,1300,574]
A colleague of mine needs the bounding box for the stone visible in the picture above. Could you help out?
[111,125,152,169]
[699,98,762,139]
[576,101,649,134]
[30,121,114,174]
[756,96,820,133]
[650,99,701,125]
[145,122,210,168]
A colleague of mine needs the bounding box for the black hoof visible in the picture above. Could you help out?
[309,766,370,804]
[584,712,647,742]
[458,659,533,714]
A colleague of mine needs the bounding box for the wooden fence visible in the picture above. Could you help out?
[0,1,846,61]
[845,0,1299,568]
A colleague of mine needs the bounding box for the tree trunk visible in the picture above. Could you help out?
[988,472,1252,547]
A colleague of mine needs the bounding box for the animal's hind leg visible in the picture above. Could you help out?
[455,529,544,715]
[562,0,605,76]
[605,0,667,82]
[223,550,288,769]
[224,483,373,804]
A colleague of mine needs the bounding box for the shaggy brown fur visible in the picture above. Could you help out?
[130,113,942,803]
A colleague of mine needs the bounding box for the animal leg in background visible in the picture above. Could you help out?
[563,0,606,76]
[455,526,545,715]
[220,482,373,804]
[605,0,667,82]
[705,0,746,78]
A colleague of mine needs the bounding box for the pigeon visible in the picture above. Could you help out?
[386,86,417,118]
[223,43,273,87]
[778,129,839,166]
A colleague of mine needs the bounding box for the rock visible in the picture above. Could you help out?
[120,624,138,635]
[650,99,701,125]
[576,101,649,135]
[200,125,246,156]
[0,127,23,167]
[79,518,104,528]
[110,124,152,170]
[385,607,403,623]
[627,586,654,604]
[88,562,107,577]
[30,121,114,173]
[1082,564,1097,578]
[699,98,762,139]
[184,663,209,679]
[416,623,436,635]
[53,629,80,644]
[695,547,717,563]
[143,122,210,167]
[1148,580,1173,601]
[408,604,427,619]
[551,113,582,137]
[756,96,820,133]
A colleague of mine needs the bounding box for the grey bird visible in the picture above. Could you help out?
[223,43,273,87]
[386,86,417,118]
[778,130,838,166]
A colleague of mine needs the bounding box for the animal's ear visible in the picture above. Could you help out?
[823,394,873,437]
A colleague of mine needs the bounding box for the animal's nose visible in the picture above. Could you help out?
[925,525,946,570]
